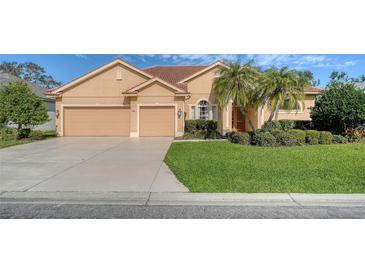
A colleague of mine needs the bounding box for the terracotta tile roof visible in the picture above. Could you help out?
[143,66,207,91]
[304,87,322,93]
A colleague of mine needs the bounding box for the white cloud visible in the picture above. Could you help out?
[119,54,359,70]
[248,54,358,70]
[138,54,240,65]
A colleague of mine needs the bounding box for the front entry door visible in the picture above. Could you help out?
[232,106,245,132]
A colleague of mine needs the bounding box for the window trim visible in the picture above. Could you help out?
[188,99,218,120]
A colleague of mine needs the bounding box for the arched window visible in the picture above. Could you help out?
[190,99,218,120]
[198,100,209,120]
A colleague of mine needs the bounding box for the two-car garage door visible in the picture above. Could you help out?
[63,107,130,136]
[63,106,175,137]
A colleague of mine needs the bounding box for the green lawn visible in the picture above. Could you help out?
[0,139,32,149]
[164,141,365,193]
[0,131,57,149]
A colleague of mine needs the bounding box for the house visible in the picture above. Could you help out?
[0,72,56,130]
[355,82,365,90]
[46,58,321,137]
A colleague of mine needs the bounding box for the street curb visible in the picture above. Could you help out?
[1,191,365,207]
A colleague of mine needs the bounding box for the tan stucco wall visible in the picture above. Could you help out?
[261,94,316,126]
[56,63,150,136]
[184,67,231,132]
[59,64,149,104]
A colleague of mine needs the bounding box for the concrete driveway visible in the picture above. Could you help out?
[0,137,188,192]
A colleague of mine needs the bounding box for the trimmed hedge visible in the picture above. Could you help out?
[262,121,282,131]
[269,129,284,137]
[29,130,45,140]
[305,130,320,145]
[288,129,306,145]
[279,120,295,131]
[228,132,250,145]
[184,120,218,139]
[274,131,297,146]
[185,119,218,132]
[332,135,348,144]
[319,131,333,145]
[252,131,277,147]
[0,128,18,141]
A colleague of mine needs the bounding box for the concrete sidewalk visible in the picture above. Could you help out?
[1,191,365,207]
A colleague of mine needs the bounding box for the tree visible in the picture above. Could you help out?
[213,61,261,134]
[0,61,62,88]
[258,66,312,123]
[0,81,49,129]
[310,72,365,134]
[0,62,23,77]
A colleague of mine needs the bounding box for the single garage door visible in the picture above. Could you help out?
[63,107,130,136]
[139,106,175,137]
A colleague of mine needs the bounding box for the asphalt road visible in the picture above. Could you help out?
[2,203,365,218]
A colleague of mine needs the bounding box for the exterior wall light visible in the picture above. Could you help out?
[177,108,182,118]
[56,110,59,118]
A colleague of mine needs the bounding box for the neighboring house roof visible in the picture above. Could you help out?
[304,87,322,94]
[0,72,54,101]
[123,78,190,96]
[355,82,365,90]
[46,58,154,95]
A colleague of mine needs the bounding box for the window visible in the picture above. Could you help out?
[279,99,302,112]
[198,100,209,120]
[190,100,218,120]
[211,105,218,120]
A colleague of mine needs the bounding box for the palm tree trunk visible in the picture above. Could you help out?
[239,106,256,135]
[267,101,280,123]
[274,103,280,121]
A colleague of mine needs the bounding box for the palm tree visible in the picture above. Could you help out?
[213,61,261,134]
[258,66,311,123]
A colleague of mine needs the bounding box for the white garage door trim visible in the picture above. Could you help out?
[136,103,177,137]
[60,104,130,136]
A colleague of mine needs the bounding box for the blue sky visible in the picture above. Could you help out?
[0,54,364,87]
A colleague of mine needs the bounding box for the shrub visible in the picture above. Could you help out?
[206,130,221,139]
[345,126,365,143]
[0,81,49,129]
[293,120,313,130]
[42,130,57,137]
[229,132,250,145]
[184,120,219,139]
[269,129,285,137]
[184,120,197,133]
[29,130,45,140]
[252,131,277,147]
[305,130,320,145]
[0,128,18,141]
[182,133,195,139]
[288,129,306,145]
[332,135,348,144]
[18,128,31,139]
[310,72,365,134]
[275,131,298,146]
[262,120,282,131]
[319,131,333,144]
[279,120,295,131]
